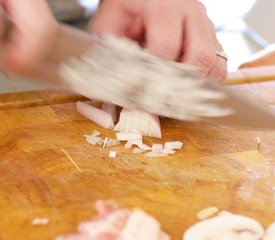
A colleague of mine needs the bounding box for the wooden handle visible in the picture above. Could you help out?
[239,44,275,69]
[224,66,275,85]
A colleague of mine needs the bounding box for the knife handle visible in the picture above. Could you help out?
[224,66,275,85]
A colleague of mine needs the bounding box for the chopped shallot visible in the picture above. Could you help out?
[164,141,183,150]
[90,130,100,137]
[102,137,109,149]
[152,144,163,151]
[106,138,120,148]
[124,142,132,149]
[102,102,117,122]
[145,151,168,158]
[114,108,161,138]
[160,149,176,155]
[109,151,117,158]
[132,147,146,154]
[97,138,104,146]
[124,140,151,151]
[116,132,142,141]
[77,101,114,129]
[85,136,102,145]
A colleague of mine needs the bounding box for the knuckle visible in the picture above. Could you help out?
[153,37,180,59]
[210,67,228,82]
[192,0,207,15]
[198,2,207,14]
[217,69,228,82]
[195,50,216,72]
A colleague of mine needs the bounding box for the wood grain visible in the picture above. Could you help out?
[0,84,275,240]
[0,88,87,110]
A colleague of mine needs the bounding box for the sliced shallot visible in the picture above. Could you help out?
[164,141,183,150]
[114,108,161,138]
[145,151,168,158]
[116,132,142,141]
[132,147,146,154]
[85,136,102,146]
[77,101,114,129]
[109,151,117,158]
[106,138,120,148]
[152,144,163,151]
[102,102,117,122]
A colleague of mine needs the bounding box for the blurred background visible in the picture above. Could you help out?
[0,0,272,93]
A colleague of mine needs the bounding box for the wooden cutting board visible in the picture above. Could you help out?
[0,85,275,240]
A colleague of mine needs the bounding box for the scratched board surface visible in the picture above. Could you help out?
[0,84,275,240]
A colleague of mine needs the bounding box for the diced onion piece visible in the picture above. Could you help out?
[136,143,151,151]
[116,132,142,141]
[102,102,117,122]
[161,149,176,155]
[124,141,135,149]
[147,113,162,139]
[91,130,100,137]
[97,138,104,146]
[124,140,151,151]
[102,137,109,148]
[85,136,102,145]
[31,217,49,226]
[132,148,146,154]
[77,101,114,129]
[113,108,126,132]
[164,141,183,150]
[114,108,161,138]
[106,138,120,147]
[145,151,168,158]
[109,151,117,158]
[151,144,163,151]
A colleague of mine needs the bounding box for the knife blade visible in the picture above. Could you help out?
[201,79,275,129]
[60,35,275,130]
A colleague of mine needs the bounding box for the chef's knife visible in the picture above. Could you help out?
[1,6,274,129]
[60,35,275,130]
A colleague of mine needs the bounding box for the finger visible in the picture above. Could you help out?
[181,13,217,76]
[90,0,131,36]
[0,0,57,73]
[143,0,183,61]
[207,54,228,82]
[125,16,144,42]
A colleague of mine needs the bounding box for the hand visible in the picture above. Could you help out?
[0,0,58,76]
[91,0,227,81]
